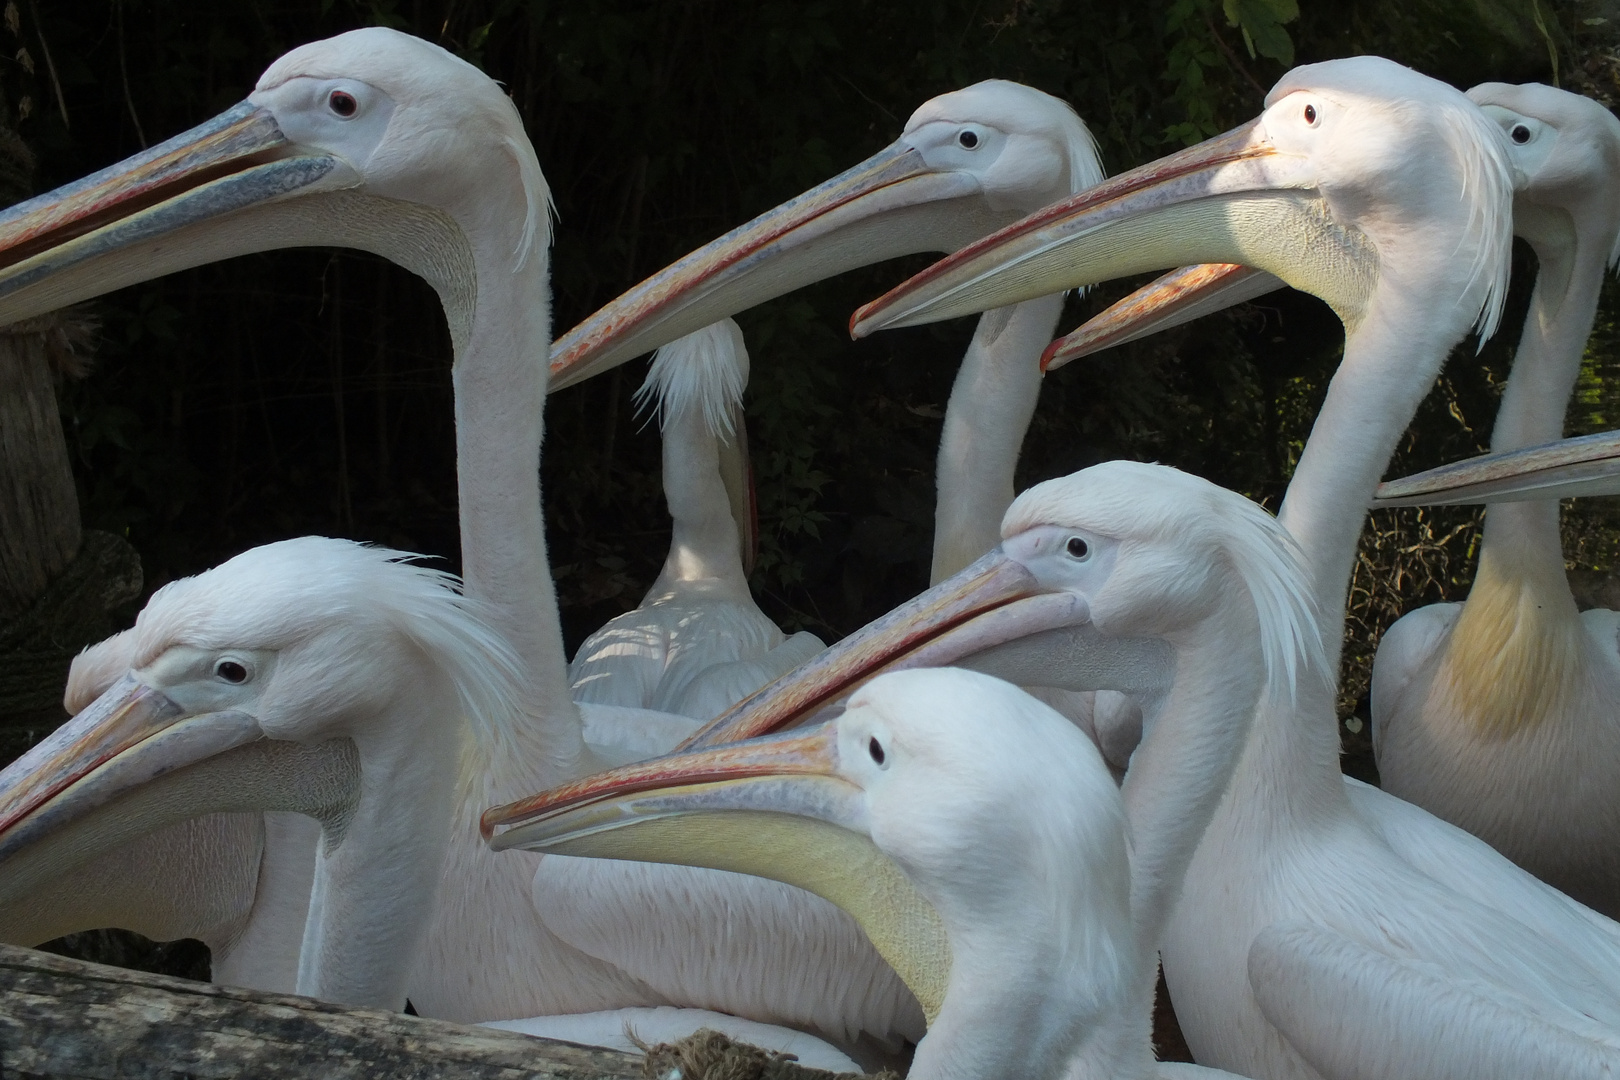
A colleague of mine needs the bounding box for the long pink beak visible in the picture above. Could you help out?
[1042,263,1285,371]
[1374,430,1620,507]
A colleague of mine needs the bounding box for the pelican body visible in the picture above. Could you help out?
[1369,84,1620,917]
[569,319,824,720]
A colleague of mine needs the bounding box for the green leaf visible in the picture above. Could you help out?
[1222,0,1299,66]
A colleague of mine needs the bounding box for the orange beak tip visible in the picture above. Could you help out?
[1039,339,1064,372]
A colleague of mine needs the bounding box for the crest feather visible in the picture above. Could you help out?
[634,318,750,439]
[130,538,526,749]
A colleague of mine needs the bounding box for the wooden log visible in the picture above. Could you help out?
[0,942,645,1079]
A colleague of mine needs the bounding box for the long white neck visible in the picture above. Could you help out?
[445,236,589,795]
[932,295,1066,584]
[1280,286,1470,672]
[917,846,1142,1080]
[647,404,750,600]
[297,684,463,1008]
[1120,598,1266,1015]
[1241,274,1485,814]
[1477,228,1605,582]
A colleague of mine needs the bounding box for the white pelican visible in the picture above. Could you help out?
[568,319,825,721]
[485,459,1314,1078]
[550,80,1103,586]
[0,28,918,1044]
[1043,84,1620,918]
[2,538,863,1072]
[647,58,1620,1077]
[0,537,524,1007]
[1367,84,1620,917]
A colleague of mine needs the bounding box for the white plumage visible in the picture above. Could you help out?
[570,319,825,722]
[0,27,917,1048]
[807,54,1620,1078]
[1371,83,1620,918]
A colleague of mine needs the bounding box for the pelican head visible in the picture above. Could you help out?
[0,537,522,1006]
[851,57,1513,349]
[1056,80,1620,371]
[1470,82,1620,293]
[549,80,1101,388]
[0,27,549,348]
[487,667,1133,1073]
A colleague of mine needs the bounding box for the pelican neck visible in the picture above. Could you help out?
[443,234,588,792]
[647,401,751,598]
[1477,229,1608,584]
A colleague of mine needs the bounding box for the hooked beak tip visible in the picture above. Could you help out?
[1038,338,1064,371]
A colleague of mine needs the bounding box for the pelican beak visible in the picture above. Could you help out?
[482,722,953,1024]
[0,101,347,325]
[549,141,995,391]
[850,118,1377,339]
[0,673,261,863]
[1373,430,1620,507]
[1041,263,1286,371]
[483,723,851,848]
[667,544,1156,754]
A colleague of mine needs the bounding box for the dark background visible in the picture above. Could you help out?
[6,1,1619,774]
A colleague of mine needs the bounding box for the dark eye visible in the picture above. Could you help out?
[958,130,979,149]
[1066,536,1090,559]
[328,90,358,118]
[1303,104,1318,125]
[868,737,886,765]
[1511,124,1531,144]
[215,659,249,684]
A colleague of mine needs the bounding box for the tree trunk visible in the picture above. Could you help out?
[0,117,141,762]
[0,322,80,622]
[0,942,645,1079]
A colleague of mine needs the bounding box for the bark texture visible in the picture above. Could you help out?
[0,942,645,1079]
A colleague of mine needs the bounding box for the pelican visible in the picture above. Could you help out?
[3,538,863,1072]
[550,79,1103,586]
[568,319,824,721]
[494,671,1232,1080]
[1367,84,1620,917]
[0,28,919,1043]
[1043,84,1620,920]
[485,459,1315,1079]
[635,58,1620,1077]
[0,538,524,1008]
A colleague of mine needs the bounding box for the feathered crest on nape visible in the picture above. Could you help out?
[634,317,750,440]
[1436,97,1515,345]
[127,537,525,747]
[1005,460,1325,709]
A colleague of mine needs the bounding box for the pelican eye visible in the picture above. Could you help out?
[868,737,886,766]
[214,659,250,684]
[1303,103,1318,126]
[1066,536,1090,559]
[328,90,359,118]
[958,130,980,149]
[1510,123,1531,144]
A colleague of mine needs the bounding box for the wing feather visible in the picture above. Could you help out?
[1250,921,1620,1080]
